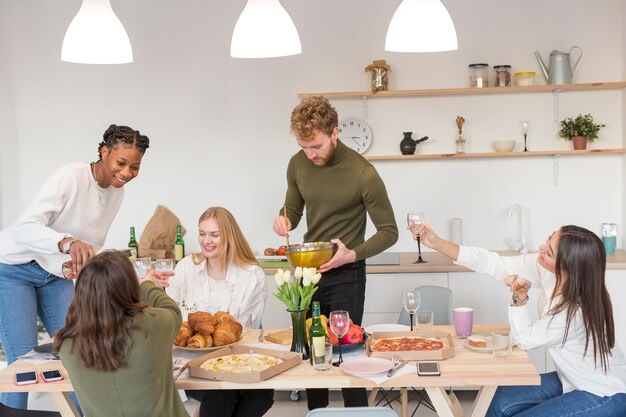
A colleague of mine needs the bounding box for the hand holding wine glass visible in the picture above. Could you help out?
[152,258,174,288]
[403,290,421,331]
[329,310,350,366]
[407,212,427,263]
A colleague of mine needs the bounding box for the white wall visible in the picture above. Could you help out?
[0,0,624,255]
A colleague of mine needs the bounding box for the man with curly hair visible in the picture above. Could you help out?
[273,96,398,410]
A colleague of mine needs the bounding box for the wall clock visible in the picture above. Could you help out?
[338,118,372,154]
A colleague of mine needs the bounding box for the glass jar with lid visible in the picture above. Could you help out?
[494,65,511,87]
[468,63,489,88]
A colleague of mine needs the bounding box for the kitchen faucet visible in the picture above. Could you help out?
[507,204,528,254]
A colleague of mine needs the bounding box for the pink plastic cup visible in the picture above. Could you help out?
[453,307,473,338]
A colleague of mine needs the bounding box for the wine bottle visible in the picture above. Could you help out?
[174,224,185,262]
[309,301,326,367]
[128,226,138,259]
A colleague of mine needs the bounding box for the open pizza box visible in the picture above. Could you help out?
[366,330,456,361]
[188,344,302,382]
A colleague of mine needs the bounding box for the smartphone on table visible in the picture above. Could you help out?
[41,369,64,383]
[417,361,441,376]
[14,371,38,386]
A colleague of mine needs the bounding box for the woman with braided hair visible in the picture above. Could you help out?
[0,124,149,410]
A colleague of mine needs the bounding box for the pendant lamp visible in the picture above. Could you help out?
[231,0,302,58]
[61,0,133,64]
[385,0,458,53]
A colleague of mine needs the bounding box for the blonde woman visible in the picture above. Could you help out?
[166,207,272,417]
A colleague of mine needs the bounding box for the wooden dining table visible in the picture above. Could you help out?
[0,325,540,417]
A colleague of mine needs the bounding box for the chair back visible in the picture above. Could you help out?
[306,406,398,417]
[398,285,453,326]
[0,403,61,417]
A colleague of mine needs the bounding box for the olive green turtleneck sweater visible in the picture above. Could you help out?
[283,140,398,261]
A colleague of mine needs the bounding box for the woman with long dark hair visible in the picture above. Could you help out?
[53,250,187,417]
[412,223,626,417]
[0,124,149,409]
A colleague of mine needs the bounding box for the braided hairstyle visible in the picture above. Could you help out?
[97,124,150,161]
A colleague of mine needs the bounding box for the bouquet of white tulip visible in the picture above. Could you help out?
[273,266,322,311]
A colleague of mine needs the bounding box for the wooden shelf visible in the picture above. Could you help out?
[365,148,626,161]
[298,81,626,99]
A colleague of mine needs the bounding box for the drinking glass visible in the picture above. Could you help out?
[402,290,421,331]
[133,258,151,280]
[329,310,350,366]
[520,121,530,152]
[407,212,427,263]
[415,311,434,332]
[492,331,512,359]
[155,258,174,273]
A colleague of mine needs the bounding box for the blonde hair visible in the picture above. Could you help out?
[290,96,338,140]
[198,207,258,270]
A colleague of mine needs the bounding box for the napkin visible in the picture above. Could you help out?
[139,205,186,259]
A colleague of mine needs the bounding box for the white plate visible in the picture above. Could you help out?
[463,335,493,353]
[364,324,410,335]
[256,255,288,261]
[340,358,394,377]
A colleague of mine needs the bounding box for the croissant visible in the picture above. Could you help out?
[174,321,193,347]
[188,311,215,336]
[214,311,236,325]
[187,333,213,349]
[212,321,243,346]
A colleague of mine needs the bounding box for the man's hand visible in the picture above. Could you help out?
[272,215,292,237]
[318,239,356,273]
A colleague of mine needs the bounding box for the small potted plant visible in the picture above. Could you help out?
[558,113,605,150]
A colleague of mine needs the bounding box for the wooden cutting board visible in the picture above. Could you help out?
[265,330,292,345]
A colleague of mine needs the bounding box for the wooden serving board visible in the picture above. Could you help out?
[265,330,292,345]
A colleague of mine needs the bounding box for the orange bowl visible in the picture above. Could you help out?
[286,242,335,268]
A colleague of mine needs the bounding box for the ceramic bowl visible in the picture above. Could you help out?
[286,242,335,268]
[492,140,515,152]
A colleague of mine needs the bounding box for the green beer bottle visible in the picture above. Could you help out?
[309,301,326,367]
[174,225,185,262]
[128,226,138,259]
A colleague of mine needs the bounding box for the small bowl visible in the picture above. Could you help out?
[286,242,335,268]
[492,140,515,152]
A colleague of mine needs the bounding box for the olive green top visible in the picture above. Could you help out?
[59,281,187,417]
[282,140,398,261]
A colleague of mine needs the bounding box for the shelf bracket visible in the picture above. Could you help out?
[552,89,562,122]
[361,95,369,122]
[552,154,561,186]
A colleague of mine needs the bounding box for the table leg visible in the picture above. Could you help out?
[468,385,497,417]
[51,392,81,417]
[401,388,408,417]
[368,387,379,406]
[424,387,461,417]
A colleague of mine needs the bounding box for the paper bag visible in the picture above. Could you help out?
[138,205,186,259]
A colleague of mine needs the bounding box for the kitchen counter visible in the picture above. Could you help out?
[261,249,626,275]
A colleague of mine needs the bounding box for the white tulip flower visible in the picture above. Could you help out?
[294,266,303,279]
[283,270,292,283]
[311,273,322,285]
[274,269,285,286]
[302,267,313,281]
[302,274,312,286]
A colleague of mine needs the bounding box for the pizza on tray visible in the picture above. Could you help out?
[371,336,447,352]
[200,353,283,373]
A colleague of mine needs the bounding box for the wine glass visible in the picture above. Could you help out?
[155,258,174,274]
[520,121,530,152]
[407,212,427,263]
[133,258,151,280]
[329,310,350,366]
[402,290,421,331]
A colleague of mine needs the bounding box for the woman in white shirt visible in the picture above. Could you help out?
[0,124,149,410]
[413,223,626,417]
[165,206,273,417]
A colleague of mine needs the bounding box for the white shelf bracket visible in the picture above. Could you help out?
[552,89,562,122]
[552,154,561,186]
[361,95,369,122]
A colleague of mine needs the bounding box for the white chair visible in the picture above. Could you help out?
[370,285,453,416]
[306,406,398,417]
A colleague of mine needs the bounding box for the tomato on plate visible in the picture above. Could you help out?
[276,245,286,256]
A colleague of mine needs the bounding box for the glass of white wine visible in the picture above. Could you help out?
[133,258,151,280]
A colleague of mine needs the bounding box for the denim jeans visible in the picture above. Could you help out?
[486,371,626,417]
[0,261,74,409]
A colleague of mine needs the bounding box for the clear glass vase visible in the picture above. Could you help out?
[288,308,310,360]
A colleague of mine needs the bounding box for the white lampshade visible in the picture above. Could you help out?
[231,0,302,58]
[385,0,458,53]
[61,0,133,64]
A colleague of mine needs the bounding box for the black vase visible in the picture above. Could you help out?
[400,132,417,155]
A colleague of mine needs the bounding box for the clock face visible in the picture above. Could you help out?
[338,118,372,154]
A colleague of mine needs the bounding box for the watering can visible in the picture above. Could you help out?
[534,46,582,85]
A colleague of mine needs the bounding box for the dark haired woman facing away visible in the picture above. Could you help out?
[411,223,626,417]
[54,250,188,417]
[0,124,149,409]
